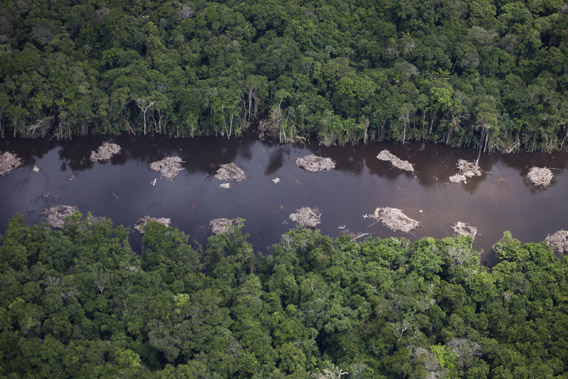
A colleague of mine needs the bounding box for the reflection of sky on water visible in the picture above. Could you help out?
[0,135,567,259]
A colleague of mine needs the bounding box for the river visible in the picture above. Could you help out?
[1,135,567,262]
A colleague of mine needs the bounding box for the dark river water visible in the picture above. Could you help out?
[1,135,567,262]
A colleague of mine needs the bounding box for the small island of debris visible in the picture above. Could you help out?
[452,222,478,239]
[296,155,336,172]
[134,216,171,234]
[0,151,23,176]
[363,207,419,233]
[527,167,554,187]
[449,159,483,184]
[90,142,121,163]
[150,156,184,180]
[215,163,246,182]
[377,150,414,172]
[210,218,242,235]
[545,230,568,254]
[289,207,321,228]
[43,205,79,229]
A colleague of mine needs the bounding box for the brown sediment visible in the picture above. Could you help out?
[209,218,241,235]
[527,167,554,187]
[0,151,23,176]
[214,163,246,182]
[134,216,171,234]
[545,230,568,254]
[377,150,414,172]
[43,205,78,229]
[90,142,121,163]
[149,156,184,180]
[363,207,419,233]
[452,222,478,238]
[289,207,321,228]
[296,155,336,172]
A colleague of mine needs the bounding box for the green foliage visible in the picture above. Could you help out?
[1,215,567,377]
[0,0,566,150]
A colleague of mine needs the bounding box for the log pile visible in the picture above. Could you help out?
[289,207,322,228]
[452,222,478,238]
[214,163,246,182]
[209,218,242,235]
[527,167,554,187]
[363,207,419,233]
[449,159,482,183]
[150,156,184,180]
[90,142,121,163]
[545,230,568,254]
[43,205,78,229]
[377,150,414,172]
[134,216,171,234]
[0,151,23,176]
[296,155,336,172]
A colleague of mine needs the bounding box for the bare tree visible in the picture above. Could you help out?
[136,98,156,135]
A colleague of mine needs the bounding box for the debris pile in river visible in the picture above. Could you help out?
[289,207,322,228]
[43,205,79,229]
[296,155,336,172]
[364,207,419,233]
[90,142,121,163]
[215,163,246,182]
[449,159,483,183]
[134,216,171,234]
[452,222,478,238]
[150,156,184,180]
[527,167,554,187]
[210,218,242,235]
[545,230,568,254]
[0,151,23,176]
[377,150,414,172]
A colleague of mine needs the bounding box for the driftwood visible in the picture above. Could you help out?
[449,159,482,183]
[209,218,242,235]
[363,207,419,233]
[527,167,554,187]
[272,177,280,184]
[296,155,336,172]
[0,151,23,176]
[452,222,478,239]
[150,156,184,180]
[219,183,231,189]
[545,230,568,254]
[134,216,171,234]
[43,205,78,229]
[215,163,246,182]
[377,150,414,172]
[33,165,40,172]
[289,207,321,228]
[90,142,121,163]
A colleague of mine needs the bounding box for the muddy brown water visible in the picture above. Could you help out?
[1,135,567,263]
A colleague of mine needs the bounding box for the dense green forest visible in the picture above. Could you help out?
[1,213,567,377]
[0,0,567,150]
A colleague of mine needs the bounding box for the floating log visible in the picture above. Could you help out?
[134,216,171,234]
[0,151,23,176]
[90,142,121,163]
[150,156,184,180]
[527,167,554,187]
[449,159,483,184]
[377,150,414,172]
[289,207,321,228]
[363,207,419,233]
[215,163,246,182]
[296,155,336,172]
[43,205,78,229]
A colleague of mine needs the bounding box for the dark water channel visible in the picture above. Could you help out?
[1,135,567,263]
